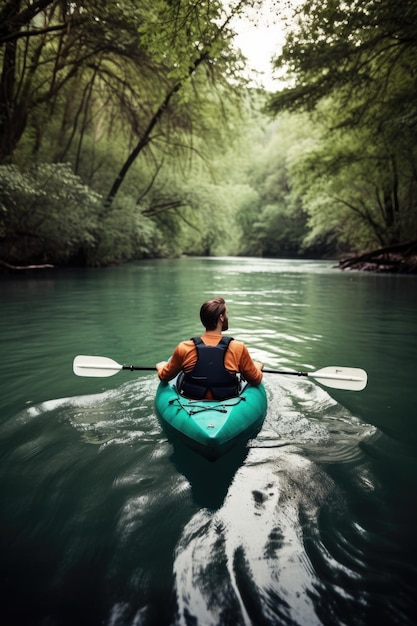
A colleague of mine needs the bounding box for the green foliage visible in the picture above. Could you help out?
[138,0,224,81]
[235,113,311,257]
[270,0,417,122]
[285,99,417,251]
[254,204,309,257]
[88,196,161,266]
[267,0,417,251]
[0,163,100,264]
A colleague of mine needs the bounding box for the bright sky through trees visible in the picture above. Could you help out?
[228,0,293,90]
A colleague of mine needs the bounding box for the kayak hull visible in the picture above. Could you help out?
[155,376,267,461]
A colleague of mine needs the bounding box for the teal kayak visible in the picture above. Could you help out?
[155,375,267,461]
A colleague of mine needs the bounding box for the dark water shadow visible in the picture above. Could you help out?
[169,440,250,511]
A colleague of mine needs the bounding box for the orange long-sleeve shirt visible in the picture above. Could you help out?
[157,332,263,386]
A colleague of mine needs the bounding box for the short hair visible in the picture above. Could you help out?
[200,297,226,330]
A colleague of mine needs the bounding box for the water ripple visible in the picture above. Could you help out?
[259,376,376,464]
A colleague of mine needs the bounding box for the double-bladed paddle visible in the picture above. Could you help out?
[73,355,367,391]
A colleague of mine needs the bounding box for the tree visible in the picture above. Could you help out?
[286,104,417,251]
[269,0,417,126]
[267,0,417,250]
[104,0,252,207]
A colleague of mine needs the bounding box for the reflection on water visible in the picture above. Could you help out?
[170,441,251,511]
[173,448,339,626]
[1,258,417,625]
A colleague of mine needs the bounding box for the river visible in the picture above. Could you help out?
[1,257,416,626]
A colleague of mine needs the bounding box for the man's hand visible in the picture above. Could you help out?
[156,361,169,379]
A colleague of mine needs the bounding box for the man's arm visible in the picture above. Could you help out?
[239,345,263,385]
[156,344,186,381]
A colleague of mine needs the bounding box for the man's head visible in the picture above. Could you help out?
[200,297,228,331]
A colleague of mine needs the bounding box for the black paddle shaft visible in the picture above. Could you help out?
[122,365,156,371]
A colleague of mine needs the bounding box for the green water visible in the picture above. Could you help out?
[1,257,416,625]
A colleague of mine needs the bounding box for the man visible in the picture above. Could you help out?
[156,297,263,400]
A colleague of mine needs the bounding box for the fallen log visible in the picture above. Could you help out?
[0,259,54,271]
[338,240,417,274]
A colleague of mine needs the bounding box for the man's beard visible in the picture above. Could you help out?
[222,317,229,331]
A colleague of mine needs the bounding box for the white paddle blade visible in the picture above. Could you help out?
[310,366,367,391]
[73,355,123,377]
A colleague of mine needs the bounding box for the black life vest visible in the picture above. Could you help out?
[181,336,239,400]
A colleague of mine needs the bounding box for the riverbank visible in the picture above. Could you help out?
[2,242,417,275]
[339,240,417,273]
